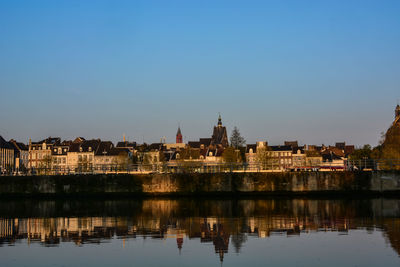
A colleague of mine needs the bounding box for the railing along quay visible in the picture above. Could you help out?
[1,159,400,176]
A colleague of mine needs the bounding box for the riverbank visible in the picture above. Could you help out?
[0,171,399,198]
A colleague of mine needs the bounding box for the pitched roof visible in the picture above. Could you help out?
[82,139,102,152]
[284,141,298,148]
[95,141,114,155]
[321,147,345,158]
[9,140,28,151]
[188,141,200,148]
[68,143,81,153]
[73,137,86,143]
[148,143,163,151]
[33,137,61,145]
[0,136,13,149]
[109,147,130,156]
[200,138,212,146]
[61,140,73,146]
[116,141,137,148]
[270,145,292,151]
[69,139,101,153]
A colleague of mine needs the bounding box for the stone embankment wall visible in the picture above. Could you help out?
[0,171,399,197]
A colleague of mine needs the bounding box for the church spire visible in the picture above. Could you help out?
[396,103,400,119]
[218,113,222,127]
[176,126,183,143]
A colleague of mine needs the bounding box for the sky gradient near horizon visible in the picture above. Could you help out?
[1,0,399,146]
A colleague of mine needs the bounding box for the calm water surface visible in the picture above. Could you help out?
[0,198,399,266]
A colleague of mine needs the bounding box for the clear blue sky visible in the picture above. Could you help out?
[1,0,399,146]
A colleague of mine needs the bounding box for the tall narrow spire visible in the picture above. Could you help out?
[176,126,183,143]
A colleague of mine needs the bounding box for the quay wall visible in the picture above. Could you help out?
[0,171,399,197]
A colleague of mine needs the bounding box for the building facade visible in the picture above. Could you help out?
[28,137,61,171]
[9,139,28,171]
[51,141,71,174]
[67,139,101,173]
[0,136,14,173]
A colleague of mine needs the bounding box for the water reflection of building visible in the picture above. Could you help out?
[0,215,372,246]
[1,199,400,261]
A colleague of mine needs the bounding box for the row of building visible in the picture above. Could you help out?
[0,115,356,174]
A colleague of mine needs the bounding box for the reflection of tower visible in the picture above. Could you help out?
[213,223,230,264]
[176,127,183,143]
[177,235,183,254]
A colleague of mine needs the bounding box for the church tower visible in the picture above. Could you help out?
[211,114,229,147]
[176,126,183,143]
[396,104,400,119]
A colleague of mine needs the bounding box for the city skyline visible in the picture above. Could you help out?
[1,1,400,146]
[0,110,398,147]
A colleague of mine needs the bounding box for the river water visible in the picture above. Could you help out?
[0,198,399,266]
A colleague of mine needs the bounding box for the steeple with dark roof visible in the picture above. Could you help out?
[211,114,229,147]
[396,104,400,119]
